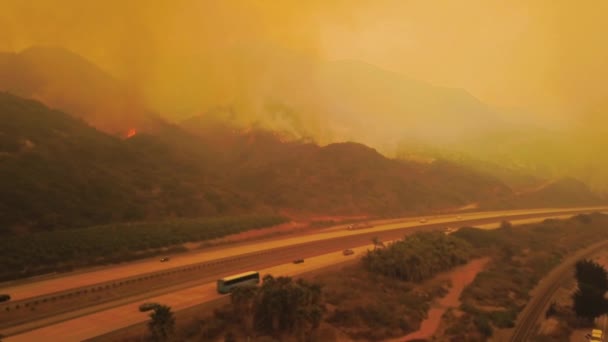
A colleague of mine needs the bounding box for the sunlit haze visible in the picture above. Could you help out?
[2,3,608,341]
[3,1,607,120]
[1,1,608,182]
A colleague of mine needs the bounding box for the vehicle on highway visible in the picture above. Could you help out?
[456,216,462,220]
[444,227,458,235]
[590,329,603,342]
[0,294,11,303]
[217,271,260,294]
[138,302,160,312]
[159,257,170,262]
[346,222,374,230]
[419,218,428,223]
[343,249,354,256]
[293,259,304,264]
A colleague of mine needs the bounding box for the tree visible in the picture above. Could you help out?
[499,220,513,230]
[148,304,175,342]
[362,232,471,282]
[575,259,608,293]
[573,285,607,321]
[231,284,257,336]
[253,275,325,338]
[572,259,608,321]
[224,331,237,342]
[371,236,384,250]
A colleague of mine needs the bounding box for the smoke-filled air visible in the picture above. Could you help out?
[4,3,608,341]
[1,0,608,189]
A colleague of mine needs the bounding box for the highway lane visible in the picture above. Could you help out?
[2,211,576,334]
[473,214,575,230]
[6,244,375,342]
[1,208,604,339]
[6,208,600,342]
[1,206,604,302]
[0,207,606,300]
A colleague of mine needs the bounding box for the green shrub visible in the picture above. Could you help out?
[488,309,517,328]
[362,232,472,282]
[473,314,493,337]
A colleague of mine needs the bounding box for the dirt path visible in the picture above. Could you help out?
[386,258,490,342]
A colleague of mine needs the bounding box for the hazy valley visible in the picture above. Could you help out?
[0,46,604,235]
[1,5,608,340]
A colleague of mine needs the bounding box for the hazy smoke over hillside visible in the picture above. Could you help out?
[2,1,607,122]
[1,1,608,188]
[0,1,328,123]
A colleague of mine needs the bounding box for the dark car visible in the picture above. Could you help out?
[139,302,160,312]
[160,257,170,262]
[343,249,354,256]
[293,259,304,264]
[0,294,11,303]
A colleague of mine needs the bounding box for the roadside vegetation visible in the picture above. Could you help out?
[113,214,608,342]
[148,305,176,342]
[321,262,451,340]
[124,232,468,342]
[440,213,608,340]
[0,215,287,281]
[363,232,472,282]
[533,259,608,342]
[137,275,326,342]
[572,259,608,321]
[321,232,470,340]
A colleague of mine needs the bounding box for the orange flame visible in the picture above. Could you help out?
[126,128,137,138]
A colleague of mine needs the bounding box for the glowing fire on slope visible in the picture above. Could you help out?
[126,128,137,138]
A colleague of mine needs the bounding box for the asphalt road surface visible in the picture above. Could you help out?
[3,206,606,341]
[2,207,602,301]
[5,245,374,341]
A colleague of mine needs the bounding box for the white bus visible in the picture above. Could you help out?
[591,329,603,341]
[217,271,260,294]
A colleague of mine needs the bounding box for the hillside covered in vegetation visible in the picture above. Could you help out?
[0,92,537,234]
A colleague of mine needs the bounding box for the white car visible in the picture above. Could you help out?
[139,302,160,312]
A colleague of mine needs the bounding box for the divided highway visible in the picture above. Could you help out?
[2,206,607,341]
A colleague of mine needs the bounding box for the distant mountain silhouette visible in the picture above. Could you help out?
[0,46,162,135]
[306,59,504,145]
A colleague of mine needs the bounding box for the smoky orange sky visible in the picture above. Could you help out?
[1,0,607,123]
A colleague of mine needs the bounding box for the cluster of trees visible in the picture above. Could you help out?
[0,215,286,281]
[362,232,472,282]
[147,305,176,342]
[231,275,325,340]
[572,259,608,321]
